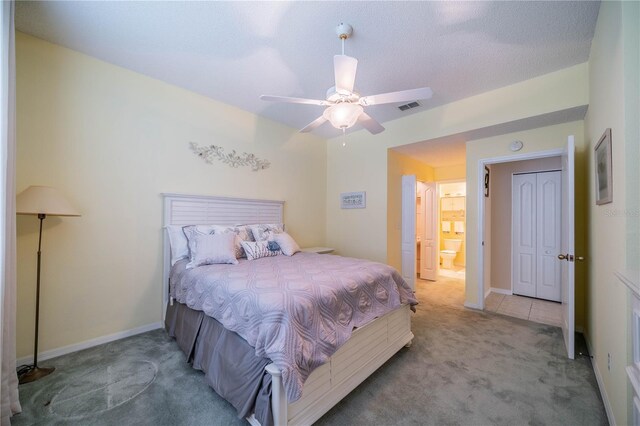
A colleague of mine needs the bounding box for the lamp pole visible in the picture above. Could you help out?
[18,213,55,384]
[33,213,44,369]
[16,185,81,384]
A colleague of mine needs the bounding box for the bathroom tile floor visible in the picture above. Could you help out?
[484,292,562,327]
[437,267,465,279]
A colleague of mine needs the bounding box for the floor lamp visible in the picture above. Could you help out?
[16,185,80,384]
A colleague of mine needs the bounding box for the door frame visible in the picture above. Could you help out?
[476,147,563,310]
[436,178,467,275]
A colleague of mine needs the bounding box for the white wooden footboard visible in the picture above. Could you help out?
[248,304,413,426]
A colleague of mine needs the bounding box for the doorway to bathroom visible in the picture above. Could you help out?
[436,181,466,280]
[414,179,466,283]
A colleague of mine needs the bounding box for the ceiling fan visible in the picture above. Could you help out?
[260,23,433,136]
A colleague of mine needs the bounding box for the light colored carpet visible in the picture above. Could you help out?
[12,276,607,425]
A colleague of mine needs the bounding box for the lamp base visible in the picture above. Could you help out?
[18,366,55,384]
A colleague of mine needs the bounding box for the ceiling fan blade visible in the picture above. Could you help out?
[334,55,358,94]
[358,112,385,135]
[300,115,328,133]
[359,87,433,106]
[260,95,329,106]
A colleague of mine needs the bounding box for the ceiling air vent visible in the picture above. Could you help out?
[398,101,420,111]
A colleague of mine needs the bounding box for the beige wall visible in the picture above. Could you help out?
[386,150,434,271]
[326,63,588,267]
[584,1,639,424]
[15,33,327,358]
[489,157,562,291]
[465,121,587,322]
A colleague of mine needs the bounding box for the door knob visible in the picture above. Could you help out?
[557,254,568,260]
[577,256,585,262]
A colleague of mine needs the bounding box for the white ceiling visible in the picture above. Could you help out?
[15,1,599,138]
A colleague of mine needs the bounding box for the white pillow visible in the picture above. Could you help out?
[240,240,281,260]
[249,223,284,242]
[212,225,253,258]
[167,225,219,266]
[186,233,238,269]
[166,225,190,266]
[182,225,218,262]
[272,232,300,256]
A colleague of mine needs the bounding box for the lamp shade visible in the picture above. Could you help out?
[16,186,81,217]
[323,103,363,129]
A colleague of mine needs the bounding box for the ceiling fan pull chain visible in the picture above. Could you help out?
[341,37,345,56]
[342,128,347,147]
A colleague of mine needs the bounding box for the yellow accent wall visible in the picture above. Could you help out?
[434,164,466,182]
[584,1,640,424]
[15,33,327,358]
[386,150,434,271]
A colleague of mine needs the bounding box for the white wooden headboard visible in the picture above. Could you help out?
[161,193,284,317]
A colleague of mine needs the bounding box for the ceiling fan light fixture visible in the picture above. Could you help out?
[261,23,433,136]
[323,103,363,129]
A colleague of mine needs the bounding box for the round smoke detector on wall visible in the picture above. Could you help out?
[510,140,524,151]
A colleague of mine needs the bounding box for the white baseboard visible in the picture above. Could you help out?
[464,301,482,310]
[490,287,513,295]
[16,322,163,367]
[583,332,615,426]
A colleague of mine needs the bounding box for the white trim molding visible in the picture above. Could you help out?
[615,269,640,298]
[464,301,483,310]
[16,322,162,367]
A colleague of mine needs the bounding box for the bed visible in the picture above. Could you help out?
[162,193,416,425]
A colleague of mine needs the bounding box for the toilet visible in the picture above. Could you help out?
[440,239,462,269]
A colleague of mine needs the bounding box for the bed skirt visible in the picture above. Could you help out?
[165,302,274,426]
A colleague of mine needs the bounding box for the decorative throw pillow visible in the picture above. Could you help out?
[241,240,282,260]
[272,232,301,256]
[167,224,216,266]
[212,225,253,258]
[186,233,238,269]
[182,225,217,261]
[249,223,284,242]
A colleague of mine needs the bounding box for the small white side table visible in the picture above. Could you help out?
[301,247,335,254]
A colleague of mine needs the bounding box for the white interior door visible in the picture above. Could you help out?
[401,175,417,290]
[536,171,562,302]
[512,173,537,298]
[420,183,437,280]
[561,136,575,359]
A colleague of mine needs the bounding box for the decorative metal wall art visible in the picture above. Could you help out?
[190,142,270,171]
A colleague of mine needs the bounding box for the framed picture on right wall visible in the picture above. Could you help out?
[594,128,612,205]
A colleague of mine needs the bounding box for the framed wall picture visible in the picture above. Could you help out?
[595,128,612,205]
[340,191,366,209]
[484,166,490,197]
